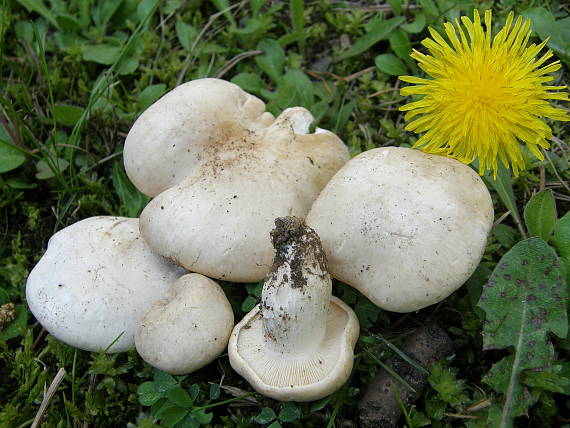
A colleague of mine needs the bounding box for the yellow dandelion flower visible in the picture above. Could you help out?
[399,9,569,177]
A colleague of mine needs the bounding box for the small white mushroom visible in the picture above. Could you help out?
[135,273,234,375]
[229,217,360,402]
[124,78,350,282]
[306,147,494,312]
[25,217,185,352]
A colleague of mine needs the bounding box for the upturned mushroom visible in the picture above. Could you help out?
[124,78,350,282]
[229,217,359,402]
[135,273,234,375]
[26,217,185,352]
[306,147,494,312]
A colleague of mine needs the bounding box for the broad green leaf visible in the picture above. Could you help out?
[166,385,193,408]
[552,211,570,258]
[137,0,156,22]
[82,44,120,65]
[160,406,189,427]
[523,190,557,241]
[188,384,200,401]
[388,30,411,60]
[354,298,382,329]
[138,84,167,110]
[241,296,257,312]
[137,381,162,406]
[375,53,407,76]
[290,0,305,51]
[92,0,123,28]
[154,370,178,393]
[231,73,266,97]
[209,383,220,400]
[35,158,69,180]
[493,224,517,248]
[6,178,37,189]
[401,13,426,34]
[387,0,401,16]
[254,407,277,424]
[419,0,439,16]
[0,142,25,173]
[233,18,262,35]
[335,17,405,62]
[53,104,85,127]
[112,162,150,218]
[252,0,265,16]
[278,402,301,422]
[267,421,282,428]
[175,21,198,52]
[479,238,568,428]
[189,409,213,424]
[0,304,27,340]
[15,0,60,29]
[255,39,285,83]
[55,14,82,32]
[310,396,331,412]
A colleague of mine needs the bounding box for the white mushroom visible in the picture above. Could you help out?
[25,217,185,352]
[229,217,360,402]
[306,147,494,313]
[124,78,350,282]
[135,273,234,375]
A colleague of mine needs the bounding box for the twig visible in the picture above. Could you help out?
[215,50,263,79]
[32,368,66,428]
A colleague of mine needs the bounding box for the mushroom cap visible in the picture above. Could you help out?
[124,78,275,197]
[228,296,359,402]
[135,273,234,375]
[25,217,185,352]
[130,79,350,282]
[306,147,494,312]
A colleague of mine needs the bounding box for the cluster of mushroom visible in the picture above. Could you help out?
[26,78,493,402]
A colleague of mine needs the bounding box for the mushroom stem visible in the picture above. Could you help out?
[261,217,330,358]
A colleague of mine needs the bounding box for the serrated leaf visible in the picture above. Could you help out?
[166,385,193,408]
[478,238,568,427]
[254,407,277,424]
[137,381,162,406]
[552,211,570,258]
[255,39,285,83]
[523,190,557,241]
[278,402,301,422]
[375,53,407,76]
[335,17,405,62]
[154,370,178,393]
